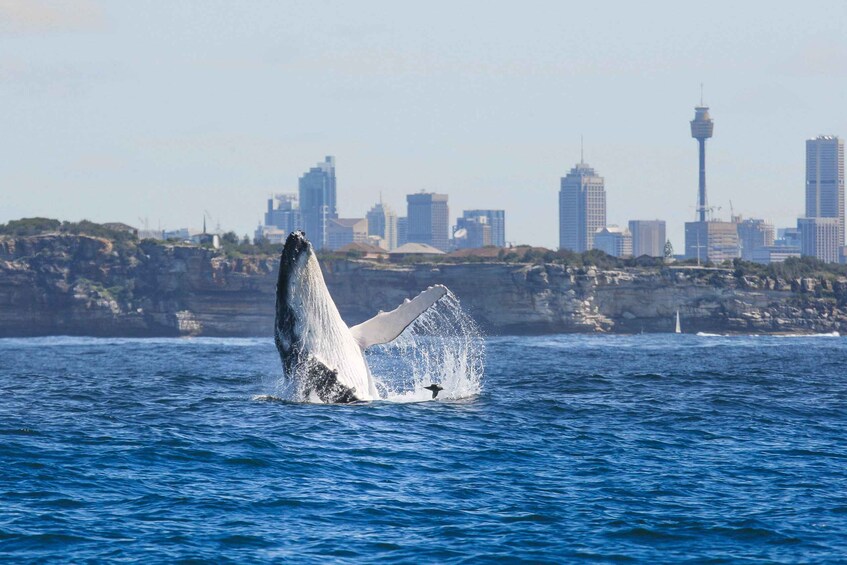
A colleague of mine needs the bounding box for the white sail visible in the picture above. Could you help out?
[675,310,681,334]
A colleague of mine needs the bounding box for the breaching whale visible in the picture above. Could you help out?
[275,231,447,403]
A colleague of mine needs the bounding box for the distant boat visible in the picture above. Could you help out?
[675,310,682,334]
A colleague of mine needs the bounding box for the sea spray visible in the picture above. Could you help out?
[262,280,484,403]
[367,289,485,402]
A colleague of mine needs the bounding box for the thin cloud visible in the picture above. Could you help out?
[0,0,104,34]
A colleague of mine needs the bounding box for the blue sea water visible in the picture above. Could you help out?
[2,334,847,563]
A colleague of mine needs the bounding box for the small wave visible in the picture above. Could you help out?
[776,331,840,338]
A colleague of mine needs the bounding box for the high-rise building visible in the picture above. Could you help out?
[454,215,492,249]
[459,210,506,247]
[406,192,449,251]
[559,160,606,252]
[798,217,841,263]
[685,221,740,263]
[264,193,300,233]
[327,218,368,251]
[366,201,398,250]
[593,226,633,258]
[777,227,802,248]
[298,156,337,249]
[397,217,408,248]
[735,217,775,261]
[628,220,666,257]
[805,136,845,247]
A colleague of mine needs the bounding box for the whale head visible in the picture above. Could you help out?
[280,230,311,272]
[274,230,374,402]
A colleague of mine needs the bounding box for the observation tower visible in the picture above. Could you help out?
[690,99,714,222]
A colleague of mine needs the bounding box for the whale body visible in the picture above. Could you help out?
[274,231,447,403]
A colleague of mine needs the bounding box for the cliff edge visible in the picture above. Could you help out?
[2,232,847,337]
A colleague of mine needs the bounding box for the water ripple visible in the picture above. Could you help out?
[1,334,847,562]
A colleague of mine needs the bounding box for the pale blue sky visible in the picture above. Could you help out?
[1,1,846,248]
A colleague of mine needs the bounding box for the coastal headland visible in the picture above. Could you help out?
[2,221,847,337]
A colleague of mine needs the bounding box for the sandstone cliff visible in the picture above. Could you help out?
[2,233,846,337]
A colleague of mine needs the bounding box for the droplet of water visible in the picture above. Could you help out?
[367,289,485,402]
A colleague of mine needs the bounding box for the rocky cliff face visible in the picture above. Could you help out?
[2,234,847,337]
[324,261,847,335]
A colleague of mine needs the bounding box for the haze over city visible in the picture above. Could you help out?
[2,1,846,248]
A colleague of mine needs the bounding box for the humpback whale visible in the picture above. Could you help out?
[275,231,447,403]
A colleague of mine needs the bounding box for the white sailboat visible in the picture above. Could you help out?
[675,310,682,334]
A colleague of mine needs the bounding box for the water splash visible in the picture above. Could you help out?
[262,285,485,404]
[366,290,485,403]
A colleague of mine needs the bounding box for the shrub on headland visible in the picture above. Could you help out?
[0,218,62,236]
[732,256,847,281]
[0,218,136,243]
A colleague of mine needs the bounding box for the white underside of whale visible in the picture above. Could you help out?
[288,252,447,401]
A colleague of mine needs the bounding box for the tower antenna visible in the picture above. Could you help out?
[580,135,584,164]
[700,83,704,106]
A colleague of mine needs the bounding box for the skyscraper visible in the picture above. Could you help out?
[798,217,840,263]
[406,192,449,251]
[559,160,606,252]
[298,156,337,249]
[366,201,398,250]
[454,215,492,249]
[685,221,740,263]
[459,210,506,247]
[735,217,775,261]
[628,220,666,257]
[805,136,845,248]
[264,193,300,233]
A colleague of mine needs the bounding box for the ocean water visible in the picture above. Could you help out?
[2,333,847,562]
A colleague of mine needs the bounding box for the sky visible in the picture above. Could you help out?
[1,1,846,249]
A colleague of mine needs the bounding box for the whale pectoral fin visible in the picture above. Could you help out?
[350,285,448,349]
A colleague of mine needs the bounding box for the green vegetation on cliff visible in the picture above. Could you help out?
[4,218,847,283]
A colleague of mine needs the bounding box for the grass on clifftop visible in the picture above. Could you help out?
[4,218,847,280]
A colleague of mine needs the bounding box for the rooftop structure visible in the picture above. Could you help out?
[389,242,446,259]
[337,242,389,259]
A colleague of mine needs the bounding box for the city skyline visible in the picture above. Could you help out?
[2,2,846,250]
